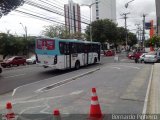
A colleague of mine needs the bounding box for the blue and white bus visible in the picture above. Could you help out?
[35,37,101,70]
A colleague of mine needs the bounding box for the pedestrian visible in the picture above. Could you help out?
[134,52,140,63]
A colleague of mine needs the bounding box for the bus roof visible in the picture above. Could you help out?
[36,37,100,44]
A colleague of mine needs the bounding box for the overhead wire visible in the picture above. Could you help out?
[15,9,87,31]
[26,0,90,22]
[24,0,90,25]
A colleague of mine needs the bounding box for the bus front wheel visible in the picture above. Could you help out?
[75,61,80,70]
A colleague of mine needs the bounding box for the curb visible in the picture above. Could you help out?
[12,67,100,96]
[142,65,153,114]
[147,63,160,114]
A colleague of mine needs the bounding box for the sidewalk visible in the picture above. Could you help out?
[147,63,160,114]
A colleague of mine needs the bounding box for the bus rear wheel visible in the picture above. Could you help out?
[75,61,80,70]
[94,58,97,64]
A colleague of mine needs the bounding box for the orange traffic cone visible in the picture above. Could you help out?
[53,109,61,120]
[89,88,102,119]
[5,102,15,120]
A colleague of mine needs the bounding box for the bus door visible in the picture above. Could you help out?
[64,42,71,69]
[84,44,88,65]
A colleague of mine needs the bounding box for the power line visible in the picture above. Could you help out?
[15,9,87,31]
[24,0,90,25]
[26,0,90,22]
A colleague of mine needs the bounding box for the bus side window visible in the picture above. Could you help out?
[84,44,88,53]
[71,43,77,53]
[59,42,65,54]
[77,43,82,53]
[65,43,70,55]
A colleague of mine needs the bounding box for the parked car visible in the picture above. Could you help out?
[1,56,26,68]
[144,53,158,63]
[26,55,36,64]
[105,50,115,56]
[139,53,147,63]
[128,52,135,59]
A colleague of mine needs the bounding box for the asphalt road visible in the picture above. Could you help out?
[0,54,152,118]
[0,54,153,119]
[0,63,152,119]
[0,56,123,95]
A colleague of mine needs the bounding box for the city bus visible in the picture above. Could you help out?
[35,37,101,70]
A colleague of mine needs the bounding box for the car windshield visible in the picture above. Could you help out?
[30,56,35,59]
[7,57,14,61]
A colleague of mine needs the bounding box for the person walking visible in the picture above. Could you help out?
[134,52,140,63]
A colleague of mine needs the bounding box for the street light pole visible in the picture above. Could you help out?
[89,5,92,42]
[20,23,28,57]
[125,0,135,8]
[20,22,27,40]
[81,2,99,42]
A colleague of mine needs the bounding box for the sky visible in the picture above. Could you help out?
[0,0,156,38]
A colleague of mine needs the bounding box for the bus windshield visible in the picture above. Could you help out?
[37,39,55,50]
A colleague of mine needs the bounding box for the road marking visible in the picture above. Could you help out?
[142,65,153,114]
[18,90,83,114]
[113,65,140,69]
[12,68,100,96]
[14,95,65,104]
[70,90,83,95]
[20,105,45,114]
[35,68,100,93]
[110,67,121,69]
[120,59,128,62]
[4,74,25,79]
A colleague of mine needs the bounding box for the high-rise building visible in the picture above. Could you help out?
[92,0,116,22]
[64,0,81,34]
[155,0,160,35]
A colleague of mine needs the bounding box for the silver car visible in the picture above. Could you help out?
[139,53,147,63]
[144,54,158,63]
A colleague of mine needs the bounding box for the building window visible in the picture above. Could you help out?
[96,17,99,20]
[96,10,99,17]
[96,3,99,8]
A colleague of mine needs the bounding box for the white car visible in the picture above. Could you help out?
[26,56,36,64]
[144,54,158,63]
[139,53,147,63]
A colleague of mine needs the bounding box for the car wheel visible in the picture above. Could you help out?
[75,61,80,70]
[2,66,6,68]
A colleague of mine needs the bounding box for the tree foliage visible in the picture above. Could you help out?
[85,19,138,49]
[0,0,24,17]
[42,25,85,39]
[86,19,117,43]
[149,35,160,47]
[0,33,35,59]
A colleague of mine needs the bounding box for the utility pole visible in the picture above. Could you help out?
[157,17,159,36]
[135,23,140,44]
[121,13,130,50]
[142,14,146,48]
